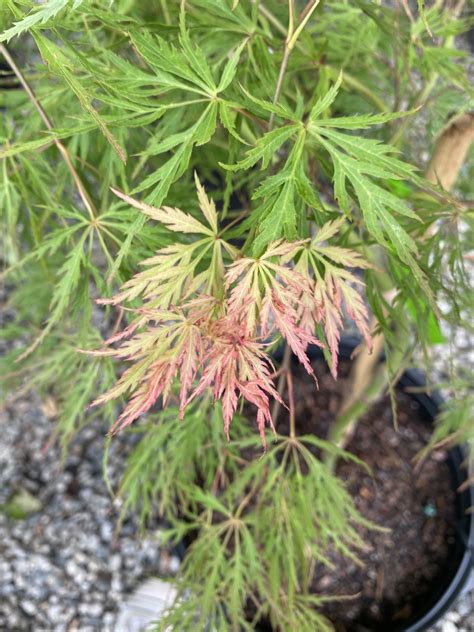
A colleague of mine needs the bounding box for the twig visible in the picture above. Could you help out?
[270,46,291,130]
[286,368,296,438]
[258,1,388,114]
[271,343,292,427]
[0,44,97,220]
[269,0,320,129]
[110,306,125,338]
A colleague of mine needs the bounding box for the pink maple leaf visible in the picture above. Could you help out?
[188,318,282,448]
[89,307,206,433]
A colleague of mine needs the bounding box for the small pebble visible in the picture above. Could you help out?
[441,620,458,632]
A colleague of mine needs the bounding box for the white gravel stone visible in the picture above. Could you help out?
[442,620,459,632]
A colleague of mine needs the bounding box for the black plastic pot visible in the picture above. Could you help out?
[394,371,473,631]
[320,338,474,631]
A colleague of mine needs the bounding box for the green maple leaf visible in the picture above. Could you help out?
[0,0,83,43]
[308,79,436,310]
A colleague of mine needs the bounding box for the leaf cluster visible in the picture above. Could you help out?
[119,403,374,631]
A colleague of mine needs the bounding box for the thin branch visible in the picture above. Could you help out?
[271,343,292,427]
[286,368,296,438]
[288,0,320,50]
[269,0,320,129]
[269,46,291,130]
[0,44,97,220]
[257,1,389,113]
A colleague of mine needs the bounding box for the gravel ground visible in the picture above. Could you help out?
[0,395,180,631]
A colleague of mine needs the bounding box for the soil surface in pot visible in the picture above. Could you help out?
[274,357,460,632]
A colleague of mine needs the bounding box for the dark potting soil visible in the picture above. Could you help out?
[274,357,460,631]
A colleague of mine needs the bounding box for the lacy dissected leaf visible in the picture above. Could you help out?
[112,186,214,236]
[188,318,282,448]
[253,178,297,253]
[225,241,323,377]
[90,303,207,432]
[224,127,309,252]
[105,176,236,307]
[287,219,373,377]
[101,242,210,308]
[34,34,126,163]
[305,75,439,307]
[222,125,299,172]
[90,300,281,446]
[93,234,335,443]
[0,0,83,43]
[217,39,248,92]
[308,111,436,310]
[130,101,220,204]
[130,29,216,95]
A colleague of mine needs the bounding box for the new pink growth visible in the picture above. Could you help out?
[188,318,283,448]
[89,183,371,445]
[89,306,206,434]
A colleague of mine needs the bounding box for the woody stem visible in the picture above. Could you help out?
[269,0,320,130]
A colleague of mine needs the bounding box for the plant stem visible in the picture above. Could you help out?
[270,45,291,130]
[269,0,320,129]
[286,368,296,438]
[325,319,413,473]
[271,343,292,427]
[325,369,386,471]
[288,1,320,50]
[325,329,385,459]
[159,0,171,25]
[258,1,388,113]
[0,44,97,221]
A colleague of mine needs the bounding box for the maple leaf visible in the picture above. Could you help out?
[90,219,368,441]
[225,239,308,333]
[91,210,367,442]
[262,291,322,379]
[89,304,207,432]
[287,218,373,377]
[306,79,437,311]
[88,293,285,446]
[225,240,323,379]
[102,175,237,308]
[188,317,283,448]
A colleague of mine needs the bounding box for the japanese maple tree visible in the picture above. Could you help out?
[1,0,472,630]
